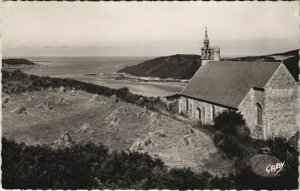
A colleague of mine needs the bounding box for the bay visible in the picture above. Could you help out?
[24,56,185,97]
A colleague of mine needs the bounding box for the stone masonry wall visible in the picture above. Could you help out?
[263,64,299,139]
[179,96,228,124]
[238,64,298,139]
[238,88,266,139]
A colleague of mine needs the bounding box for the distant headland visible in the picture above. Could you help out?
[118,49,299,80]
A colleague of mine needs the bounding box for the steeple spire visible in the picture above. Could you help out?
[204,26,209,43]
[201,26,220,64]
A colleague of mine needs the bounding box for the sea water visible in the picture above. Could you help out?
[24,57,185,97]
[26,56,147,77]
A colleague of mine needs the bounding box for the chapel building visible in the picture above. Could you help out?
[178,29,299,140]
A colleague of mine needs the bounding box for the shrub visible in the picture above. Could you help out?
[236,163,298,190]
[210,174,236,189]
[1,70,171,113]
[2,138,235,189]
[2,138,94,189]
[211,111,298,189]
[212,111,257,159]
[2,138,168,189]
[165,93,181,100]
[214,110,246,136]
[161,168,212,190]
[3,137,298,189]
[166,101,178,114]
[263,137,290,161]
[213,130,224,146]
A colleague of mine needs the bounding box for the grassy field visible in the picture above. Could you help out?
[2,88,234,175]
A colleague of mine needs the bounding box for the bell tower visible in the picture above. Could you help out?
[201,27,220,66]
[203,27,210,49]
[201,27,212,65]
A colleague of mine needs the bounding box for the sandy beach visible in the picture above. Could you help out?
[24,57,186,97]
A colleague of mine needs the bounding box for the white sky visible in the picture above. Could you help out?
[2,1,299,57]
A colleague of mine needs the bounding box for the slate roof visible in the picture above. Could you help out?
[180,61,281,108]
[283,55,299,82]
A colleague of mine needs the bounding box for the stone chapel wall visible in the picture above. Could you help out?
[179,96,227,124]
[263,64,299,139]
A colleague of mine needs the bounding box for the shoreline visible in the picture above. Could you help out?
[88,72,190,83]
[3,60,187,97]
[18,64,186,97]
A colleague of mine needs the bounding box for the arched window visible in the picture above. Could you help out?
[256,103,262,126]
[212,105,215,120]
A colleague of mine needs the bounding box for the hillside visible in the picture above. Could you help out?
[119,49,299,79]
[2,58,36,71]
[2,69,233,175]
[118,54,201,79]
[2,70,298,190]
[2,58,36,66]
[223,55,277,62]
[272,49,299,56]
[224,49,299,62]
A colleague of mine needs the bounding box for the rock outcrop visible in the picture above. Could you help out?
[52,133,75,149]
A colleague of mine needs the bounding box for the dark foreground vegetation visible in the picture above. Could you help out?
[2,133,298,190]
[205,110,299,189]
[2,137,231,189]
[2,69,176,113]
[2,111,298,189]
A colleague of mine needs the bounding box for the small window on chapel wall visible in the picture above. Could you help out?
[212,105,215,120]
[197,108,201,121]
[256,103,262,126]
[186,98,189,111]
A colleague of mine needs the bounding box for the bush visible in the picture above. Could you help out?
[213,111,257,159]
[2,138,168,189]
[165,93,181,100]
[2,138,95,189]
[232,136,298,189]
[2,137,237,189]
[214,110,246,136]
[3,137,298,189]
[160,169,212,190]
[211,110,298,189]
[213,130,224,146]
[236,163,298,190]
[210,174,236,189]
[263,137,290,161]
[237,125,251,137]
[1,70,171,112]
